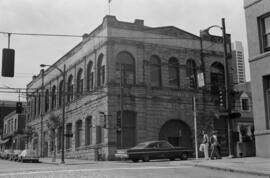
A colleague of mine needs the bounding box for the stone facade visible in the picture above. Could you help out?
[244,0,270,158]
[26,16,233,160]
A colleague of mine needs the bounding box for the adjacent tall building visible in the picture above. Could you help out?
[231,41,246,84]
[244,0,270,158]
[26,16,234,160]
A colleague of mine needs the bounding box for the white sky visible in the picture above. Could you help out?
[0,0,249,101]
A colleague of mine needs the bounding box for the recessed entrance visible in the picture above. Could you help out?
[159,120,192,147]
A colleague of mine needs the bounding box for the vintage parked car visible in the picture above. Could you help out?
[115,140,193,162]
[18,149,39,163]
[10,150,23,161]
[1,149,14,160]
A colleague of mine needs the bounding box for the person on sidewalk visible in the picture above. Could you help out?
[202,130,209,160]
[210,131,221,159]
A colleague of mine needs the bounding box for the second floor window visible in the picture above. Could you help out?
[150,55,162,87]
[168,57,179,88]
[87,61,94,91]
[45,89,49,112]
[259,13,270,52]
[77,69,83,96]
[67,75,73,102]
[186,59,197,89]
[116,52,135,86]
[51,85,56,110]
[241,98,249,111]
[97,54,105,87]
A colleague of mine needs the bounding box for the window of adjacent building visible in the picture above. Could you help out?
[168,57,180,88]
[45,89,49,112]
[96,126,102,144]
[77,68,84,96]
[51,85,56,110]
[85,117,92,146]
[150,55,162,87]
[241,98,249,111]
[58,80,63,107]
[116,52,136,86]
[258,13,270,52]
[210,62,225,95]
[38,93,41,115]
[75,120,82,147]
[87,61,94,91]
[34,95,37,116]
[14,118,17,130]
[50,129,55,152]
[67,75,74,102]
[186,59,197,89]
[97,54,105,87]
[263,75,270,129]
[66,123,72,149]
[57,126,62,151]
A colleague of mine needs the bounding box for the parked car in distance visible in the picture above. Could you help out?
[10,150,23,161]
[18,149,39,163]
[115,140,193,162]
[1,149,14,160]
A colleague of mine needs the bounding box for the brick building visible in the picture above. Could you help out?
[2,111,26,150]
[26,16,233,160]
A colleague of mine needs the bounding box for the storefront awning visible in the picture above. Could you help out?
[0,138,9,144]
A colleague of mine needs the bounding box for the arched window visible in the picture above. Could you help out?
[168,57,179,87]
[210,62,225,94]
[186,59,197,89]
[66,123,72,149]
[97,54,105,87]
[45,89,49,112]
[75,120,82,148]
[58,80,63,107]
[85,117,92,146]
[150,55,162,87]
[87,61,94,91]
[77,68,83,96]
[34,94,37,116]
[67,75,73,102]
[116,52,135,85]
[51,85,56,110]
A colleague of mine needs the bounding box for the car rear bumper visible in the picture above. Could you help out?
[115,153,129,159]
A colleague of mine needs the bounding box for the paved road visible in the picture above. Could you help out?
[0,159,268,178]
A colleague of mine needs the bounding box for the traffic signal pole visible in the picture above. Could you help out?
[222,18,233,157]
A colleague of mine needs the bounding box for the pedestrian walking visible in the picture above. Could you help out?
[210,131,221,159]
[202,130,209,159]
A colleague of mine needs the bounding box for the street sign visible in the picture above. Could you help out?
[197,72,205,88]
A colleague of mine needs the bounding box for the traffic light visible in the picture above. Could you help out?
[2,48,15,77]
[16,102,22,114]
[116,115,121,131]
[219,90,226,110]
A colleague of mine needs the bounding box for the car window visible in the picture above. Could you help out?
[158,141,173,148]
[133,143,148,149]
[147,143,159,148]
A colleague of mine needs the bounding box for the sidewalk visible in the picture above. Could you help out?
[39,157,96,165]
[180,157,270,177]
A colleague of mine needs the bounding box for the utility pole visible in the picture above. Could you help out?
[193,96,198,160]
[119,64,124,148]
[40,69,44,157]
[222,18,233,157]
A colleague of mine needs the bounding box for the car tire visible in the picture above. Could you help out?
[169,157,175,161]
[142,156,150,162]
[131,159,139,163]
[180,152,188,160]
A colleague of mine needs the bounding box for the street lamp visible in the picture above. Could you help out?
[40,63,66,164]
[202,18,233,157]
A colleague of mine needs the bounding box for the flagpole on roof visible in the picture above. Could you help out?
[108,0,112,15]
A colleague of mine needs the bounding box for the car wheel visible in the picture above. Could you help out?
[131,159,139,163]
[169,157,175,161]
[180,152,188,160]
[142,156,150,162]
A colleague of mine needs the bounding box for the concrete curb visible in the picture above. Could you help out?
[192,163,270,177]
[40,160,96,165]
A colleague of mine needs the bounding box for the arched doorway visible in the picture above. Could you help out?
[159,120,192,147]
